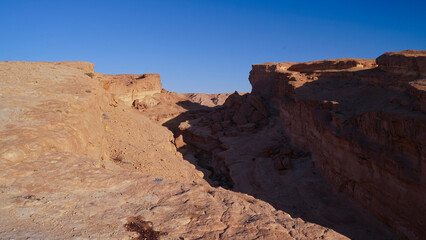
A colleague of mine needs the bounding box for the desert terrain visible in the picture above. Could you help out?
[0,50,425,239]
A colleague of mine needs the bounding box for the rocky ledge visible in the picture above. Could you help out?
[376,50,426,76]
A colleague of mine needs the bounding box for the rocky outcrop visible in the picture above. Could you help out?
[183,93,238,107]
[0,61,351,239]
[248,50,426,239]
[101,73,162,105]
[0,61,105,163]
[377,50,426,76]
[287,58,377,72]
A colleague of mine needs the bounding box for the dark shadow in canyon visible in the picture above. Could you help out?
[162,100,235,189]
[162,92,395,240]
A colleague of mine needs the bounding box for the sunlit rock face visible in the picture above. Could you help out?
[100,73,162,105]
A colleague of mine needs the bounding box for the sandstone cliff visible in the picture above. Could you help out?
[248,51,425,239]
[170,82,394,239]
[165,51,425,240]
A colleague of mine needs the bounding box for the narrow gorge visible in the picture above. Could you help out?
[0,50,424,240]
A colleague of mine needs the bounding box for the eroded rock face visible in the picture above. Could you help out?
[171,91,394,240]
[0,61,350,239]
[0,61,105,163]
[183,93,236,107]
[101,73,162,105]
[377,50,426,76]
[248,51,426,239]
[287,58,377,72]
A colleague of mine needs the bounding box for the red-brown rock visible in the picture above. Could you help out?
[248,51,426,239]
[288,58,377,72]
[376,50,426,76]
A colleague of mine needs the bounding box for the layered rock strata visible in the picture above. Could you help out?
[248,51,426,239]
[173,93,394,239]
[376,50,426,76]
[101,73,162,105]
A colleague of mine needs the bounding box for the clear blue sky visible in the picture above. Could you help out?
[1,0,425,93]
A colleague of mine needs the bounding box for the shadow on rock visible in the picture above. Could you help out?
[162,91,395,240]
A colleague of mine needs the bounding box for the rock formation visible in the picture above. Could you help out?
[165,51,425,240]
[247,50,425,239]
[0,61,350,239]
[376,50,426,76]
[1,50,424,240]
[169,81,394,239]
[183,93,247,107]
[101,73,162,105]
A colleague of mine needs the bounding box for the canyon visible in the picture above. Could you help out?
[0,50,424,239]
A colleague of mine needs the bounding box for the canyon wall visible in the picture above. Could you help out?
[249,50,426,239]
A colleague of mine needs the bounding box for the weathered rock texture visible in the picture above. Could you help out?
[170,93,394,239]
[183,93,245,107]
[248,50,426,239]
[376,50,426,76]
[0,61,350,239]
[101,73,162,105]
[287,58,377,72]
